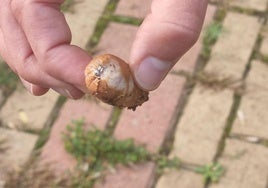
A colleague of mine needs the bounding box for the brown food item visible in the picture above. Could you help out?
[85,54,149,110]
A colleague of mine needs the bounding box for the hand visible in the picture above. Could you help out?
[0,0,91,99]
[130,0,208,91]
[0,0,208,99]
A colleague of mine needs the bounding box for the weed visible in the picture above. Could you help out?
[61,0,80,13]
[63,120,150,166]
[34,128,51,150]
[62,119,182,186]
[154,156,180,174]
[195,162,224,183]
[86,0,120,50]
[260,55,268,64]
[0,63,18,96]
[262,140,268,147]
[106,14,143,25]
[176,70,243,94]
[106,107,122,134]
[201,22,222,59]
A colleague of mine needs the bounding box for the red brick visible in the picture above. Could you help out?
[41,99,112,172]
[96,23,138,61]
[114,74,185,153]
[115,0,152,18]
[95,163,155,188]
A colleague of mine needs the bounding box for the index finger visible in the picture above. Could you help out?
[11,0,91,92]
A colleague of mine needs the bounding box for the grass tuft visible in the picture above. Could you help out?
[195,162,224,183]
[201,22,223,59]
[0,63,18,96]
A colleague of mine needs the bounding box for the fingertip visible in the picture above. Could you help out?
[31,85,50,96]
[131,56,173,91]
[20,77,49,96]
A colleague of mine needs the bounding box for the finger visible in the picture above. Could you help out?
[11,0,91,92]
[0,1,84,98]
[20,76,50,96]
[130,0,208,90]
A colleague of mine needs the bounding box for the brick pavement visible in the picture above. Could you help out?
[1,0,268,188]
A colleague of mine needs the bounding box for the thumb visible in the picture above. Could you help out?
[130,0,208,91]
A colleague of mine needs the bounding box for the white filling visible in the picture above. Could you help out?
[100,61,133,92]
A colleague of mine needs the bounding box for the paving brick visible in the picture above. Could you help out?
[210,139,268,188]
[173,5,216,73]
[115,0,152,18]
[95,163,155,188]
[232,61,268,139]
[155,169,204,188]
[64,0,109,48]
[205,12,261,79]
[0,128,38,181]
[260,34,268,56]
[0,85,59,131]
[95,23,138,61]
[229,0,267,11]
[90,51,187,187]
[171,85,233,164]
[114,74,186,153]
[41,99,112,172]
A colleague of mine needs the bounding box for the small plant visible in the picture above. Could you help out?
[0,63,18,96]
[195,162,224,183]
[201,22,222,59]
[178,70,243,94]
[63,119,150,179]
[155,156,180,174]
[61,0,79,13]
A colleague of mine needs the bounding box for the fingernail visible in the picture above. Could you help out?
[19,77,34,94]
[54,88,74,99]
[134,56,172,90]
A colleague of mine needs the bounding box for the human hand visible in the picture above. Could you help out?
[130,0,208,91]
[0,0,91,99]
[0,0,208,100]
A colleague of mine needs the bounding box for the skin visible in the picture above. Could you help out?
[0,0,208,99]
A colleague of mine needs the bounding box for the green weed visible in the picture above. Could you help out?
[63,120,149,166]
[63,119,182,186]
[155,156,180,174]
[61,0,78,13]
[195,162,224,183]
[0,63,18,96]
[201,22,222,59]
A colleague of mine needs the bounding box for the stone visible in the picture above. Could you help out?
[210,139,268,188]
[0,85,59,131]
[115,0,152,18]
[205,12,261,79]
[232,61,268,139]
[64,0,109,48]
[155,170,204,188]
[229,0,267,12]
[0,128,38,181]
[171,85,233,164]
